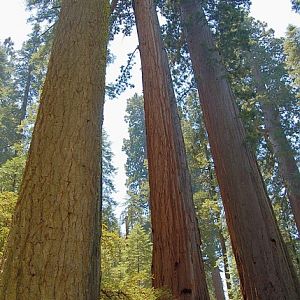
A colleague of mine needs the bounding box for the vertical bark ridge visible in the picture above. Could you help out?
[179,0,300,298]
[133,0,210,299]
[0,0,110,299]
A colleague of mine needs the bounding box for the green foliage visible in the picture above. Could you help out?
[0,102,20,164]
[123,94,147,192]
[0,155,26,192]
[285,25,300,95]
[0,192,17,260]
[102,130,118,231]
[0,42,20,164]
[110,0,134,39]
[0,30,51,191]
[122,94,150,231]
[291,0,300,13]
[0,22,52,180]
[106,48,138,99]
[15,24,51,112]
[234,19,299,155]
[122,224,152,283]
[158,0,251,100]
[214,0,251,82]
[26,0,60,27]
[101,225,157,299]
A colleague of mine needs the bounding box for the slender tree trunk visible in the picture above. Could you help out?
[218,231,232,298]
[20,64,33,124]
[281,196,300,271]
[212,268,226,300]
[0,0,110,299]
[133,0,209,299]
[252,64,300,235]
[179,0,300,298]
[125,215,129,238]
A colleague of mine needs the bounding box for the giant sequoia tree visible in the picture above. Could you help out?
[178,0,300,298]
[0,0,110,298]
[133,0,209,298]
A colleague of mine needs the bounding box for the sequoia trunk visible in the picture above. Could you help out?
[252,64,300,235]
[0,0,109,299]
[179,0,300,298]
[133,0,209,299]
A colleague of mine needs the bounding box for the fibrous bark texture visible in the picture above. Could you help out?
[0,0,109,299]
[179,0,300,298]
[133,0,209,299]
[252,64,300,235]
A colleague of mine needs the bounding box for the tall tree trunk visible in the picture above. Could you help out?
[0,0,110,299]
[252,64,300,235]
[19,64,33,124]
[212,267,226,300]
[179,0,300,298]
[133,0,209,299]
[218,231,232,299]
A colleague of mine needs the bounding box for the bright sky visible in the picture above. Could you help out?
[0,0,299,218]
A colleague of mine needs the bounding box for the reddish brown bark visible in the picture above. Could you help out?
[179,0,300,298]
[252,64,300,235]
[0,0,110,298]
[133,0,209,299]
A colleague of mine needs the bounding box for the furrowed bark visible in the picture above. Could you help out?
[133,0,210,299]
[0,0,110,299]
[179,0,300,298]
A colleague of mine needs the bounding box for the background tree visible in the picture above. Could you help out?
[102,130,118,231]
[0,41,19,165]
[285,25,300,94]
[247,21,300,234]
[122,94,150,233]
[0,192,17,262]
[100,225,157,300]
[292,0,300,13]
